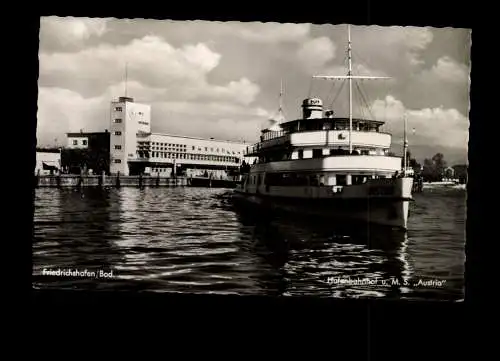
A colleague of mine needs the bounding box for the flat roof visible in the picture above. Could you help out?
[66,131,109,137]
[150,132,249,145]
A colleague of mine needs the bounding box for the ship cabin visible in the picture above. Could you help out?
[242,97,403,188]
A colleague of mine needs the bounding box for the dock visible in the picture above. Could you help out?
[34,174,240,188]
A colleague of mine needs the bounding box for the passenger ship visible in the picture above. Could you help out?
[234,25,414,230]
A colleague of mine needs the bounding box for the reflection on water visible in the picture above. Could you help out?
[33,186,466,301]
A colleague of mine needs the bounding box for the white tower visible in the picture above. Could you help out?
[109,96,151,175]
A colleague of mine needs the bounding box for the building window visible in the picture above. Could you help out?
[72,140,78,145]
[114,159,121,163]
[82,140,88,146]
[115,145,122,150]
[114,131,122,136]
[115,107,122,111]
[114,118,122,123]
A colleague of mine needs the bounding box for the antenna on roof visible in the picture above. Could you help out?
[124,62,128,98]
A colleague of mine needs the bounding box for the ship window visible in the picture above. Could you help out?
[309,175,319,186]
[352,175,365,185]
[336,175,347,186]
[313,149,322,158]
[265,172,308,186]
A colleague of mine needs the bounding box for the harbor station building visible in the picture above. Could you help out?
[65,97,252,177]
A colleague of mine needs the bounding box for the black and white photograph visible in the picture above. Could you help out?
[33,16,471,302]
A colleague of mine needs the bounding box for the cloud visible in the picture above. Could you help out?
[40,36,222,90]
[419,56,469,84]
[404,55,471,110]
[40,16,108,49]
[37,79,267,147]
[39,34,263,105]
[371,95,469,150]
[36,87,107,146]
[168,78,260,105]
[296,36,336,70]
[385,26,434,66]
[37,19,469,165]
[234,22,311,43]
[345,26,434,74]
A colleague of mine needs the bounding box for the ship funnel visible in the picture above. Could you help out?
[302,98,323,119]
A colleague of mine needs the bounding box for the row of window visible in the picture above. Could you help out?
[139,142,241,155]
[247,172,380,187]
[139,152,240,163]
[114,107,144,116]
[72,139,87,146]
[148,142,187,148]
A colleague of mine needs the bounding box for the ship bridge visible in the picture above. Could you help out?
[247,115,391,158]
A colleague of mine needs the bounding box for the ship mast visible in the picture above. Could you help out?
[403,112,408,176]
[278,78,284,123]
[313,24,391,154]
[348,25,353,154]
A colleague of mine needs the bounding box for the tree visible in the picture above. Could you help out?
[422,153,447,181]
[452,164,468,184]
[432,153,447,178]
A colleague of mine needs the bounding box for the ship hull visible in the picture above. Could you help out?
[232,191,411,229]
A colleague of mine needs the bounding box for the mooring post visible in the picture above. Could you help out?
[116,171,121,188]
[156,173,160,187]
[77,174,83,190]
[56,173,61,188]
[35,169,40,188]
[139,173,143,188]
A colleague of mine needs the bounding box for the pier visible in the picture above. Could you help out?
[34,174,239,188]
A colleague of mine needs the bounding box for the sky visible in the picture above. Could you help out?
[37,17,471,165]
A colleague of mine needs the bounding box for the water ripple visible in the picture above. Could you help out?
[32,186,466,300]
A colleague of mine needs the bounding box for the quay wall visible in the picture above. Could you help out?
[35,175,189,188]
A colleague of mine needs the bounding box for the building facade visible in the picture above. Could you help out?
[107,96,253,176]
[109,96,152,175]
[35,148,61,175]
[64,131,110,174]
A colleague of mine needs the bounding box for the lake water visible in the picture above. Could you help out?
[32,186,466,301]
